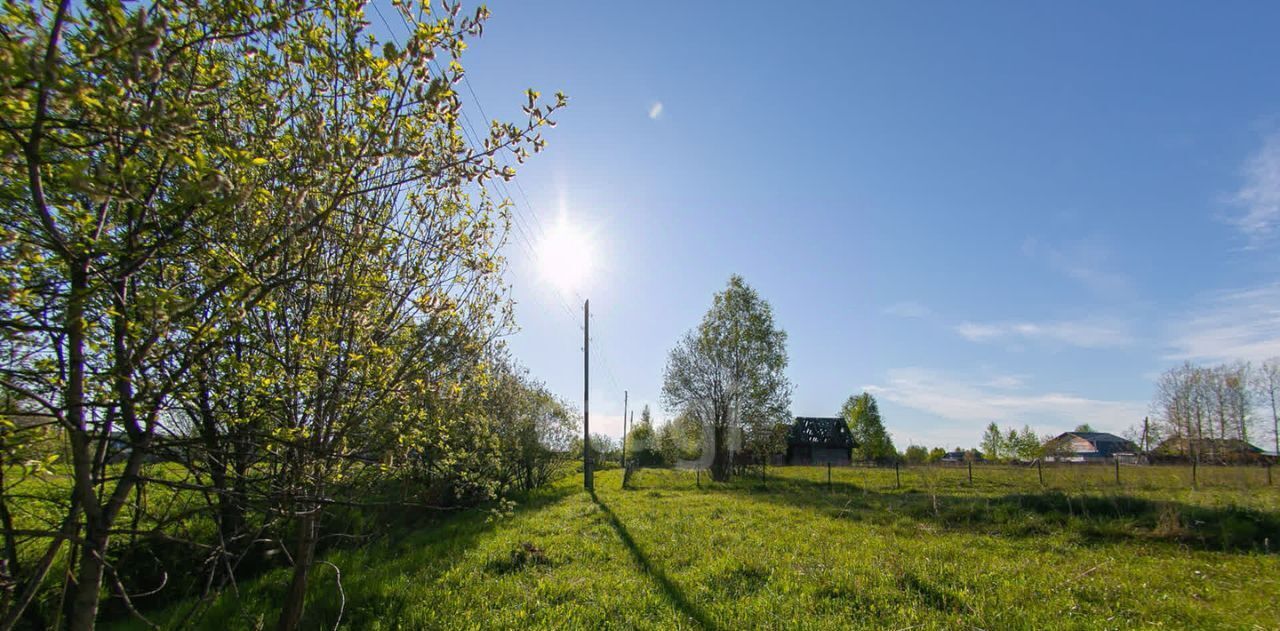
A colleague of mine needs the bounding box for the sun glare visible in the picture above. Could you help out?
[537,214,595,293]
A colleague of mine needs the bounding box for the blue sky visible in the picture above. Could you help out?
[444,2,1280,448]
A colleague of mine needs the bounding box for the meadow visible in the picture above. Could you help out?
[108,463,1280,630]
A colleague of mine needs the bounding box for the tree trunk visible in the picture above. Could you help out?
[0,461,21,588]
[63,263,106,631]
[1271,391,1278,457]
[194,372,247,590]
[0,505,73,631]
[65,530,107,631]
[276,510,318,631]
[711,425,730,482]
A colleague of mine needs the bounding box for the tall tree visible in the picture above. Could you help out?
[1004,427,1020,461]
[0,4,312,626]
[1014,424,1042,461]
[627,404,654,454]
[0,1,562,627]
[980,423,1004,461]
[903,445,928,464]
[842,392,895,463]
[1154,361,1261,462]
[1256,358,1280,455]
[662,275,793,481]
[487,361,577,493]
[1222,362,1252,448]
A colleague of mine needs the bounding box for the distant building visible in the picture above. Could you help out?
[1043,431,1139,463]
[939,449,982,464]
[786,417,855,465]
[1152,437,1267,464]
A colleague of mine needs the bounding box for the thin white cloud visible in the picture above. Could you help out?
[1167,282,1280,363]
[1022,236,1132,296]
[982,374,1027,389]
[865,367,1146,436]
[883,301,931,318]
[648,101,664,120]
[1231,132,1280,244]
[954,318,1132,349]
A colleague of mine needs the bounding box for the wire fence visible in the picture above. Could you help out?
[629,460,1279,493]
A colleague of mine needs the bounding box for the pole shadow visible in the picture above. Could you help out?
[590,491,718,631]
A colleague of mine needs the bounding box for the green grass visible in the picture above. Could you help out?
[114,464,1280,630]
[4,462,224,627]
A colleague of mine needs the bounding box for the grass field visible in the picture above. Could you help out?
[113,464,1280,630]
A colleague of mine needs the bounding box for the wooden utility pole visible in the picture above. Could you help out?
[583,300,592,491]
[623,411,633,467]
[621,391,628,468]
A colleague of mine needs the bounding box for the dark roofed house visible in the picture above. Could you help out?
[1153,437,1267,464]
[940,449,983,464]
[787,417,855,466]
[1043,431,1138,463]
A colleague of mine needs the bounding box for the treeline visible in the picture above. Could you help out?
[904,422,1086,465]
[1152,359,1280,458]
[0,2,569,629]
[620,407,706,467]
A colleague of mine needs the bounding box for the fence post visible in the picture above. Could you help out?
[895,460,901,489]
[696,468,701,489]
[1268,463,1272,486]
[967,460,973,485]
[1192,460,1198,490]
[1114,458,1120,486]
[827,461,832,492]
[1037,459,1044,487]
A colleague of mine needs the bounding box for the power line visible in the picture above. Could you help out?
[371,2,627,414]
[369,2,578,330]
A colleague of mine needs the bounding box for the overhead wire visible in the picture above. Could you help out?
[369,2,578,328]
[370,2,627,410]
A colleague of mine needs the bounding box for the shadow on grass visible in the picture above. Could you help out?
[115,482,583,630]
[294,482,584,628]
[643,471,1280,554]
[590,490,718,631]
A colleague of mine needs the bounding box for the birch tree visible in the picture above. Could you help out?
[662,276,792,481]
[1255,358,1280,455]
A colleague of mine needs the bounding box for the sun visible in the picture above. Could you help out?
[537,214,595,293]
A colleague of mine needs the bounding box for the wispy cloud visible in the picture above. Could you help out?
[1021,236,1132,296]
[866,367,1146,435]
[883,301,931,318]
[1231,132,1280,245]
[954,318,1133,349]
[648,101,664,120]
[1167,282,1280,363]
[982,374,1027,389]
